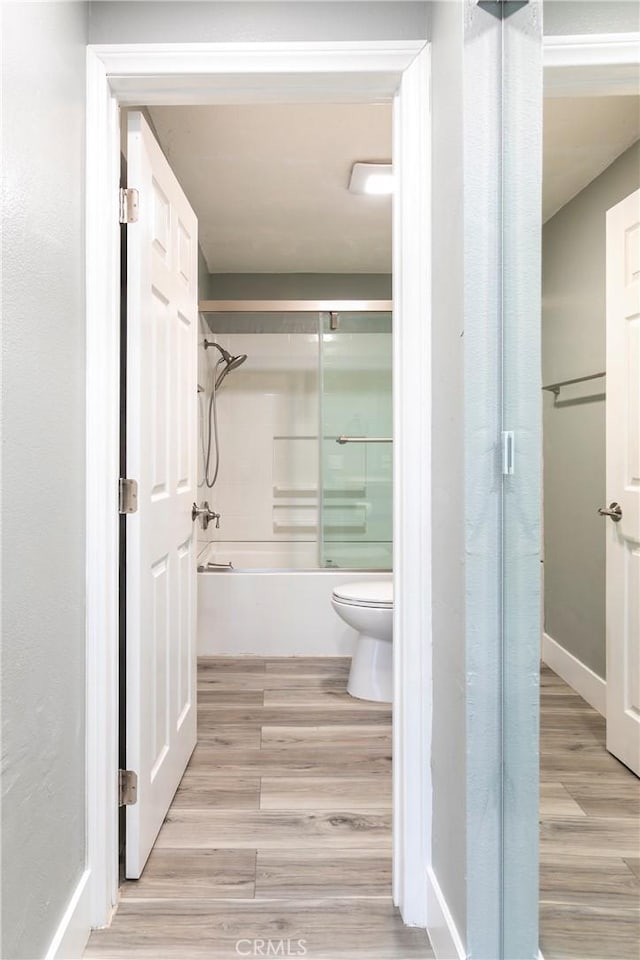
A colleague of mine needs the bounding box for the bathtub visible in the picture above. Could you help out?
[196,542,392,656]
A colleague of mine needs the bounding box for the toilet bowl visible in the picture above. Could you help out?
[331,579,393,703]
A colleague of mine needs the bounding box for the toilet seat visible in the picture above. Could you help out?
[332,580,393,609]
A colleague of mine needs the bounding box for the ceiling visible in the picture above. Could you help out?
[148,97,640,274]
[543,96,640,222]
[148,103,392,274]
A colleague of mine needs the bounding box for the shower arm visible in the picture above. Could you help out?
[203,339,231,361]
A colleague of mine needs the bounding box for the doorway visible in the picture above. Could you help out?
[84,38,432,945]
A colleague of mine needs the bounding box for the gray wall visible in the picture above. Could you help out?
[88,1,429,42]
[543,140,640,679]
[544,0,639,35]
[204,273,392,301]
[1,3,88,958]
[199,246,211,302]
[429,0,467,944]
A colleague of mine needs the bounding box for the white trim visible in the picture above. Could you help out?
[542,633,606,717]
[426,867,466,960]
[92,40,424,105]
[544,32,640,97]
[544,33,640,67]
[85,46,121,927]
[392,42,431,928]
[44,870,91,960]
[85,39,432,930]
[92,39,424,74]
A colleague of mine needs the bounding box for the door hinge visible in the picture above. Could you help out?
[119,187,139,224]
[502,430,515,476]
[119,769,138,807]
[119,477,138,514]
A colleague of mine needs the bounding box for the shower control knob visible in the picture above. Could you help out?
[192,501,221,530]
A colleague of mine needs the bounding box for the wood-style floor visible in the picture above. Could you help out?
[85,657,433,960]
[539,665,640,960]
[85,659,640,960]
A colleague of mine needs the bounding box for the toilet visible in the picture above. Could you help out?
[331,578,393,703]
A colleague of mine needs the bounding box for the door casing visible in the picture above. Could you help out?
[85,39,433,930]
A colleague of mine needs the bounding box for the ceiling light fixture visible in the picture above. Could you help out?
[348,162,394,196]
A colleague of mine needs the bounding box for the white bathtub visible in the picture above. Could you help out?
[196,543,392,656]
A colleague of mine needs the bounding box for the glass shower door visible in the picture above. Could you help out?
[319,311,392,570]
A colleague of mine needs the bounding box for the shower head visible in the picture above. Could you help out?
[204,339,247,387]
[214,352,247,390]
[204,339,248,390]
[225,353,247,373]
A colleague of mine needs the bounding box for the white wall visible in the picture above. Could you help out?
[198,329,320,558]
[1,3,89,957]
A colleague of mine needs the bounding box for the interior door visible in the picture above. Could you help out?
[125,111,198,876]
[605,187,640,777]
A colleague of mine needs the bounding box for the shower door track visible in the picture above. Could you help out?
[199,299,393,313]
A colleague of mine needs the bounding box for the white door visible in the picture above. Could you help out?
[605,187,640,777]
[125,111,198,876]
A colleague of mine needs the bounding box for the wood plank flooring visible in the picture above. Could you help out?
[84,659,640,960]
[85,657,432,960]
[539,665,640,960]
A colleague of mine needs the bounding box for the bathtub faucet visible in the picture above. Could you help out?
[192,501,221,531]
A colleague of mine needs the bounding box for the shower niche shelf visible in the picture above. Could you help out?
[273,484,367,499]
[272,501,367,535]
[273,485,318,498]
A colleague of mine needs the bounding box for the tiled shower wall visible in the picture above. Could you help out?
[197,323,320,564]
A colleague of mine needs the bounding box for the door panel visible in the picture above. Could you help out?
[605,187,640,777]
[126,111,198,877]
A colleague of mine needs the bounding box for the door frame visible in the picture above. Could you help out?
[85,39,432,929]
[544,31,640,97]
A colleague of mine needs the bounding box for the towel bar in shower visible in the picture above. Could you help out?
[336,436,393,444]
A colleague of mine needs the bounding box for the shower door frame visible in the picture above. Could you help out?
[85,39,432,934]
[199,297,395,575]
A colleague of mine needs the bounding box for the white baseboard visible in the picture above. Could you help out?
[426,867,466,960]
[542,632,606,716]
[45,869,91,960]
